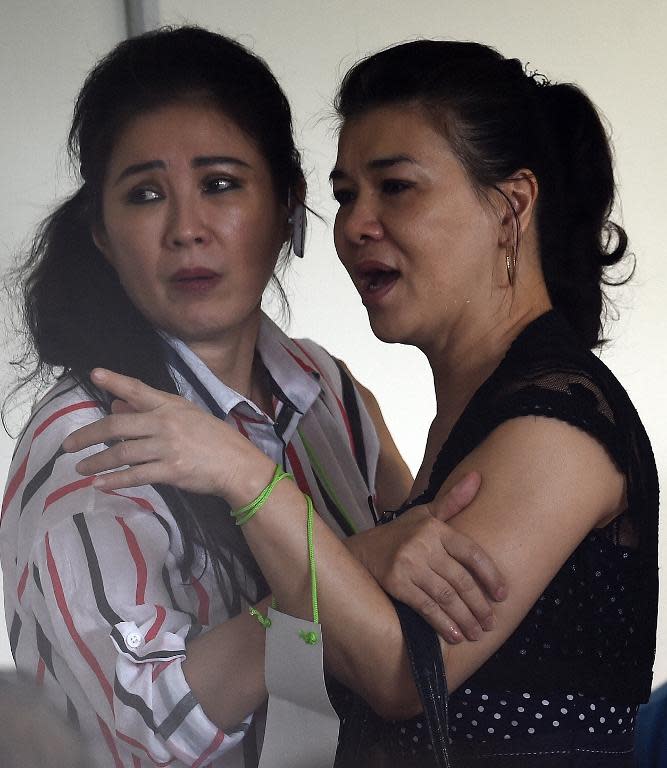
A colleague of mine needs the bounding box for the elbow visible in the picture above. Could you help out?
[359,667,423,721]
[369,685,423,721]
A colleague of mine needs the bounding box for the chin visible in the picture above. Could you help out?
[367,314,409,346]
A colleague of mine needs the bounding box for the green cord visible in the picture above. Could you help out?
[232,464,294,526]
[305,494,319,625]
[247,492,320,645]
[298,429,358,535]
[249,606,272,629]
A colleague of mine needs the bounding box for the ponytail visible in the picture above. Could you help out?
[534,83,630,347]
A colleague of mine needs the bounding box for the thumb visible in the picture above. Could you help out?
[431,471,481,522]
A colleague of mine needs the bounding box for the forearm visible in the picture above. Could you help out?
[231,461,420,719]
[182,595,271,730]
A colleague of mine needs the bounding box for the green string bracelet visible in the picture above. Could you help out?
[231,464,294,526]
[247,490,320,645]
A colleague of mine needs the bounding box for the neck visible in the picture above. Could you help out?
[185,311,269,409]
[425,288,552,438]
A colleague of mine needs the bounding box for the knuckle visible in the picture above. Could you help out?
[393,546,414,570]
[435,584,456,605]
[454,571,476,593]
[116,441,132,463]
[419,597,439,618]
[425,517,442,535]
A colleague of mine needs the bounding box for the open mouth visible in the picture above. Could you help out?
[363,268,400,293]
[355,262,400,300]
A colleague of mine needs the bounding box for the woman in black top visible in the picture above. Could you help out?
[64,40,658,766]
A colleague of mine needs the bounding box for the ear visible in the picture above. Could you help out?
[91,222,114,265]
[496,169,538,245]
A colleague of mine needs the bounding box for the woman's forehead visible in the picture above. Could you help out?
[334,105,455,171]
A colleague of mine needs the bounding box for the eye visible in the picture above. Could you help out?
[126,187,162,204]
[202,176,239,194]
[381,179,414,196]
[332,187,355,206]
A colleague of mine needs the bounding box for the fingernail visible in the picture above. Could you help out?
[450,628,463,643]
[483,615,497,631]
[92,369,107,381]
[495,586,508,601]
[468,628,482,641]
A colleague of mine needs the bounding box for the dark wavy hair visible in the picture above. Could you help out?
[8,26,309,610]
[335,40,631,348]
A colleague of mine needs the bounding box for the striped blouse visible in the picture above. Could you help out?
[0,314,380,768]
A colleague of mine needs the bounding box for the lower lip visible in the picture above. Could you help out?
[170,276,221,294]
[359,274,400,308]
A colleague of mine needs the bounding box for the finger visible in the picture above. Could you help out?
[111,399,138,415]
[441,528,508,602]
[414,568,491,640]
[63,413,153,453]
[393,581,465,644]
[74,438,161,477]
[90,368,168,412]
[431,471,481,522]
[426,555,497,633]
[91,464,163,491]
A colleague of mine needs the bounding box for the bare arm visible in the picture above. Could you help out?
[340,364,507,642]
[181,596,271,728]
[64,371,621,720]
[227,415,624,717]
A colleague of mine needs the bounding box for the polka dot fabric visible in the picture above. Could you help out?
[388,688,637,760]
[448,686,636,743]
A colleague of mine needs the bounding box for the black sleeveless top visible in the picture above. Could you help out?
[335,311,658,765]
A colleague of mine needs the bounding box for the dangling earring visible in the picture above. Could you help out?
[287,190,306,259]
[505,242,517,286]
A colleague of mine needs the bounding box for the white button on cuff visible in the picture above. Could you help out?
[125,631,143,649]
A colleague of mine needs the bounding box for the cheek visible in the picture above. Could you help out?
[109,244,155,288]
[332,215,349,266]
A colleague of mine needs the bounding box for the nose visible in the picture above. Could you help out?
[165,194,209,249]
[338,194,384,246]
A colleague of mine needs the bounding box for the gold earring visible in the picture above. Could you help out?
[505,242,517,286]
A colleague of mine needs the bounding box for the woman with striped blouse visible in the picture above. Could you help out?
[0,28,504,768]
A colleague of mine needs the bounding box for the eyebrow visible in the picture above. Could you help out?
[192,155,252,170]
[114,155,252,185]
[329,154,416,181]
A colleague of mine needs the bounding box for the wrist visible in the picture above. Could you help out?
[224,448,277,510]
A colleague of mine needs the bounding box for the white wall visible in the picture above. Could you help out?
[0,0,127,667]
[1,0,665,689]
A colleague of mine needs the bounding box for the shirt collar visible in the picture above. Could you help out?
[160,313,322,420]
